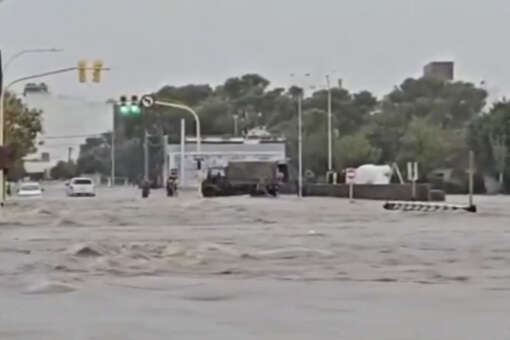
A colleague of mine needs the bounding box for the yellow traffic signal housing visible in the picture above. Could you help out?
[92,60,104,83]
[78,60,87,83]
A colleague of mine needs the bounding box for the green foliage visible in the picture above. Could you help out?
[397,118,468,176]
[468,100,510,191]
[4,91,42,162]
[50,161,77,179]
[385,77,487,128]
[76,135,111,175]
[115,138,143,182]
[78,73,496,190]
[334,133,381,169]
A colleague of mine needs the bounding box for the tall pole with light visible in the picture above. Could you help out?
[290,73,311,198]
[326,74,333,172]
[233,113,239,136]
[297,90,303,198]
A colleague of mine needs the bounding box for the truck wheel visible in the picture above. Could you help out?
[202,186,217,197]
[142,188,150,198]
[267,189,278,197]
[249,187,260,197]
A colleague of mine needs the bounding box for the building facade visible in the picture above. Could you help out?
[423,61,454,81]
[167,134,287,188]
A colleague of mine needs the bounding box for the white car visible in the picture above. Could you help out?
[66,177,95,197]
[17,182,43,197]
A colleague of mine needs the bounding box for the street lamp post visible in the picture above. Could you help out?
[0,48,62,205]
[297,93,303,198]
[326,75,333,172]
[233,114,239,136]
[290,73,311,198]
[111,103,116,187]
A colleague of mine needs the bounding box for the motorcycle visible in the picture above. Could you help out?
[166,177,178,197]
[141,180,151,198]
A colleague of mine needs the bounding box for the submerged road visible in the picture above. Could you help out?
[1,185,509,339]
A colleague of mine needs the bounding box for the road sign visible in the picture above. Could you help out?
[141,95,155,108]
[345,168,356,184]
[345,168,356,203]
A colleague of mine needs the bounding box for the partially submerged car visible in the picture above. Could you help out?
[66,177,95,197]
[17,182,43,197]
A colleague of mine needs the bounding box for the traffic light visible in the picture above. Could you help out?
[92,60,103,83]
[118,95,141,116]
[78,60,87,83]
[130,95,141,115]
[119,96,130,115]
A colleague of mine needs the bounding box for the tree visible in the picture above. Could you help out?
[397,118,468,177]
[157,84,213,106]
[468,100,510,192]
[196,97,233,135]
[305,88,377,136]
[385,77,487,128]
[334,132,381,169]
[3,91,42,180]
[368,77,487,179]
[50,161,77,179]
[76,135,111,176]
[490,134,507,187]
[4,91,42,161]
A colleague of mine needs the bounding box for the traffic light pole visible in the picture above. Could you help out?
[144,130,149,181]
[111,105,115,187]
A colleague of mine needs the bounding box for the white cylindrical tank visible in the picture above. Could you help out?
[354,164,393,185]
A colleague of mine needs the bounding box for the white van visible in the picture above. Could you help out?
[66,177,95,197]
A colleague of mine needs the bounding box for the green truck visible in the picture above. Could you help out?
[201,161,287,197]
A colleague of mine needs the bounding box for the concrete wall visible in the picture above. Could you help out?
[281,183,438,201]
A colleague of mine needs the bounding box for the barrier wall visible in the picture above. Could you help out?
[281,183,441,201]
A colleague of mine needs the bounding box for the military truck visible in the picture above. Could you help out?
[201,161,287,198]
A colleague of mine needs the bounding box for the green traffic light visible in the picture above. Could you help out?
[130,105,141,115]
[120,105,130,115]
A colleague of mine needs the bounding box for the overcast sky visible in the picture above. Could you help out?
[1,0,509,100]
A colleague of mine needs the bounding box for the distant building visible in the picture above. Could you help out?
[23,83,49,96]
[423,61,454,81]
[24,153,57,180]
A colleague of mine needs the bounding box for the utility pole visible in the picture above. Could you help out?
[0,50,4,206]
[110,104,116,187]
[326,75,333,172]
[289,73,311,198]
[162,134,169,188]
[144,130,149,181]
[67,147,73,162]
[233,114,239,136]
[469,151,475,208]
[298,93,303,198]
[180,119,185,187]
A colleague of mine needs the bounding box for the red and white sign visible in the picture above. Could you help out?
[345,168,356,184]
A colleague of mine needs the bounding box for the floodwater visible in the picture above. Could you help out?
[1,185,510,339]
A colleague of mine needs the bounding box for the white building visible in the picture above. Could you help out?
[167,131,287,188]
